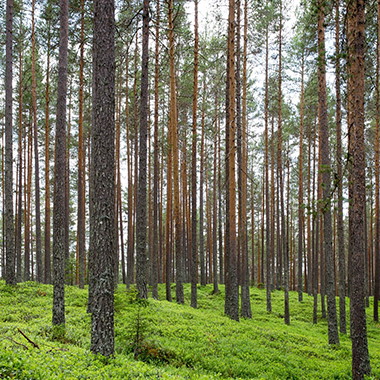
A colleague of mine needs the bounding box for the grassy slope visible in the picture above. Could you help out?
[0,281,378,379]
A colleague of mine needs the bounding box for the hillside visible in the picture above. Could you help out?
[0,281,379,379]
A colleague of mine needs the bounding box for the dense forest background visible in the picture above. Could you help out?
[0,0,379,378]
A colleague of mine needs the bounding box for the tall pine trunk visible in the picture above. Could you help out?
[136,0,150,299]
[335,0,346,333]
[317,0,339,345]
[225,0,239,321]
[191,0,199,308]
[347,0,371,377]
[5,0,16,285]
[90,0,116,356]
[52,0,69,326]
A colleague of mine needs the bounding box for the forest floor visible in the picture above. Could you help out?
[0,281,379,379]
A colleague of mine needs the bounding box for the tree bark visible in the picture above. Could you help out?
[317,0,339,345]
[347,0,371,377]
[76,0,86,289]
[52,0,68,326]
[191,0,199,308]
[152,0,160,300]
[90,0,116,356]
[240,0,251,319]
[5,0,16,285]
[136,0,150,299]
[225,0,239,321]
[335,0,346,333]
[31,0,43,283]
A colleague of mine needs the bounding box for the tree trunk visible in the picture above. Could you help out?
[317,0,339,345]
[224,0,239,321]
[136,0,150,300]
[240,0,251,318]
[76,0,86,289]
[298,52,305,302]
[152,0,160,300]
[31,0,42,283]
[191,0,199,308]
[334,0,346,333]
[347,0,371,377]
[16,45,23,283]
[90,0,116,356]
[44,24,52,285]
[5,0,16,285]
[264,14,271,312]
[52,0,68,326]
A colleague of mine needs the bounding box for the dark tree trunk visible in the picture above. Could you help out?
[136,0,150,299]
[298,53,305,303]
[77,0,86,289]
[44,26,52,285]
[335,0,346,333]
[5,0,16,286]
[224,0,239,321]
[191,0,199,308]
[16,46,23,283]
[152,0,160,300]
[52,0,68,326]
[347,0,371,377]
[90,0,116,357]
[31,0,43,283]
[317,0,339,345]
[240,0,251,319]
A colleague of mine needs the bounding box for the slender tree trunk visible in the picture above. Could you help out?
[24,121,32,281]
[136,0,150,300]
[16,45,23,283]
[191,0,199,308]
[335,0,346,333]
[317,0,339,345]
[31,0,43,283]
[347,0,371,377]
[44,25,52,285]
[212,110,219,295]
[90,0,116,356]
[264,15,271,312]
[152,0,160,299]
[240,0,251,318]
[225,0,239,321]
[126,49,135,288]
[52,0,68,326]
[218,113,224,285]
[76,0,86,289]
[199,81,206,286]
[298,52,305,302]
[5,0,16,285]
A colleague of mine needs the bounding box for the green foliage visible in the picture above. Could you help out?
[0,281,379,379]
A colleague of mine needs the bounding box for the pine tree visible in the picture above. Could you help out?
[90,0,116,356]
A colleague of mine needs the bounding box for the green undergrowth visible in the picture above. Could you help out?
[0,280,379,379]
